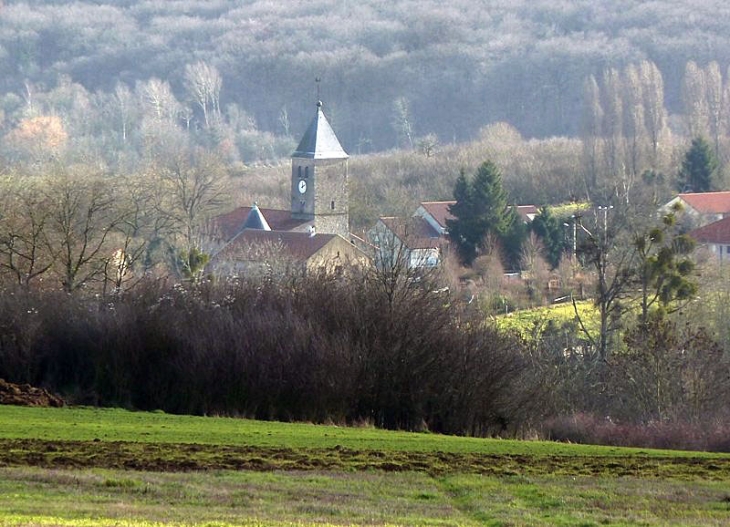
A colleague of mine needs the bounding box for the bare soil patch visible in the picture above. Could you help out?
[1,438,729,480]
[0,379,64,407]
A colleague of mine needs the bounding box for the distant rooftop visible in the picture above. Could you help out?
[378,216,441,249]
[213,206,311,240]
[418,201,456,230]
[689,216,730,244]
[217,229,338,261]
[678,191,730,214]
[418,201,537,228]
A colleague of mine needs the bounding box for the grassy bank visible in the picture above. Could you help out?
[494,301,598,343]
[0,405,723,458]
[1,405,730,526]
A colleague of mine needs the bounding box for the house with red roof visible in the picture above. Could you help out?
[688,216,730,263]
[662,191,730,227]
[369,216,443,269]
[370,201,538,269]
[414,201,538,236]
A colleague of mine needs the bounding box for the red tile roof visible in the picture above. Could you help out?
[213,206,310,240]
[419,201,456,230]
[515,205,539,222]
[216,230,338,261]
[688,216,730,245]
[419,201,537,228]
[378,216,441,249]
[679,191,730,214]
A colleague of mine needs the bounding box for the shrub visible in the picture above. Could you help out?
[542,413,730,452]
[0,271,533,437]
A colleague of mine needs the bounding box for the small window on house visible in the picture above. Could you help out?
[726,245,730,254]
[298,166,302,177]
[304,166,309,178]
[331,200,335,210]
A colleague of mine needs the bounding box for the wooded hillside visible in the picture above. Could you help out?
[2,0,730,159]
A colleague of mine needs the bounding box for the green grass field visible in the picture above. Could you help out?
[0,405,707,457]
[1,405,730,526]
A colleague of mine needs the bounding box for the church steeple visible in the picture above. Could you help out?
[292,101,348,160]
[291,101,349,238]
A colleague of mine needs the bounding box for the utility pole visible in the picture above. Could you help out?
[598,205,614,236]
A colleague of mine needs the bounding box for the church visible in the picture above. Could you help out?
[209,101,368,276]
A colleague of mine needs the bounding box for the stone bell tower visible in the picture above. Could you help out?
[291,101,349,238]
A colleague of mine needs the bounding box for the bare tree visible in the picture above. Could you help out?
[704,61,725,157]
[137,78,181,123]
[520,232,550,304]
[622,63,647,179]
[101,174,172,295]
[581,74,604,192]
[0,175,55,287]
[392,96,414,150]
[574,208,634,361]
[601,68,625,193]
[113,82,137,145]
[153,151,230,255]
[417,134,439,157]
[639,60,668,169]
[682,61,709,138]
[46,172,125,292]
[184,61,222,129]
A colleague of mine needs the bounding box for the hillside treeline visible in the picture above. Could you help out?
[3,0,730,165]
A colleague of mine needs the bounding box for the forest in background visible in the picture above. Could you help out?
[3,0,730,162]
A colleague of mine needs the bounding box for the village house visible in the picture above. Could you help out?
[369,216,442,270]
[687,216,730,263]
[370,201,538,269]
[662,191,730,228]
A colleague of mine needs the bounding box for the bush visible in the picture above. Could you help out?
[0,271,533,437]
[542,413,730,452]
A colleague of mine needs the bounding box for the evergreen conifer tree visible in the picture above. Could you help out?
[677,137,718,192]
[447,161,520,265]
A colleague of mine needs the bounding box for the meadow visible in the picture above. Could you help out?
[1,406,730,526]
[494,301,598,343]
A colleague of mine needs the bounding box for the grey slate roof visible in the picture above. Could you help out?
[242,203,271,231]
[292,101,348,160]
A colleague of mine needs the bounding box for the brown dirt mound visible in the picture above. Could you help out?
[0,378,64,407]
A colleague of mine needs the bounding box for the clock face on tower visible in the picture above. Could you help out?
[298,179,307,194]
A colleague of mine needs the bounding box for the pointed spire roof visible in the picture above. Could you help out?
[292,101,348,160]
[242,203,271,231]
